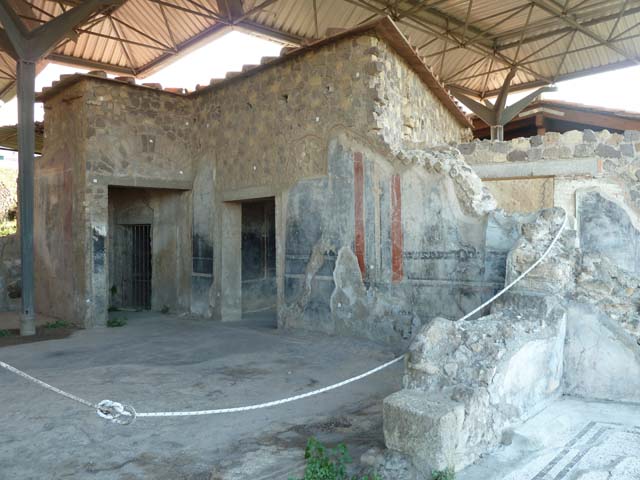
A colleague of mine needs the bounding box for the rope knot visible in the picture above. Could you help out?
[96,399,136,425]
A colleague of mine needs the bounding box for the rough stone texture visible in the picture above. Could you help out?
[384,390,465,473]
[384,300,566,473]
[370,38,472,151]
[0,181,16,221]
[505,208,578,296]
[575,253,640,339]
[460,130,640,218]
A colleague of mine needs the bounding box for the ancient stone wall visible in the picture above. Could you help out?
[35,81,89,322]
[371,39,472,151]
[37,79,194,326]
[378,209,573,477]
[459,130,639,215]
[189,32,470,321]
[377,163,640,476]
[36,28,471,326]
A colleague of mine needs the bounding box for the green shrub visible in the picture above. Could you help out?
[432,467,455,480]
[107,317,127,328]
[291,438,380,480]
[44,320,71,329]
[0,329,14,337]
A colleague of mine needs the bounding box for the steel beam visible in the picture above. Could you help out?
[16,59,35,335]
[451,67,556,140]
[0,0,123,336]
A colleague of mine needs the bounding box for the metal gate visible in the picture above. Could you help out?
[129,224,151,310]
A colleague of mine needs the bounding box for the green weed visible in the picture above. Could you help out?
[44,320,71,329]
[432,467,456,480]
[0,219,16,237]
[291,438,380,480]
[107,317,127,328]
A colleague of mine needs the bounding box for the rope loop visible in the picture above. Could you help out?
[96,399,137,425]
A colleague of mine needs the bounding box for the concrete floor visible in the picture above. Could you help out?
[459,397,640,480]
[4,312,640,480]
[0,312,402,479]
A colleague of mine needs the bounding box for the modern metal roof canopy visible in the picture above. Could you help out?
[0,1,638,101]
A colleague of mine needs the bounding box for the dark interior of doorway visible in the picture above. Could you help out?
[241,198,276,327]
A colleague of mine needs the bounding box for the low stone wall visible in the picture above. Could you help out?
[459,129,639,165]
[457,132,640,402]
[459,130,640,217]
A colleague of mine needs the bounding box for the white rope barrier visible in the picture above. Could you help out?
[0,209,567,424]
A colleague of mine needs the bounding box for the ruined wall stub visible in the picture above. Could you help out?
[458,130,640,404]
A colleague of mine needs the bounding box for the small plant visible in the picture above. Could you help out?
[0,329,14,337]
[0,219,17,237]
[44,320,70,329]
[432,467,455,480]
[291,438,380,480]
[160,305,170,314]
[107,316,127,328]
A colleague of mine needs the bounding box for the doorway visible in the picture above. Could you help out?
[112,223,152,310]
[108,186,190,314]
[241,198,276,325]
[127,224,152,309]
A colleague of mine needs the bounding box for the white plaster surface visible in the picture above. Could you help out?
[458,397,640,480]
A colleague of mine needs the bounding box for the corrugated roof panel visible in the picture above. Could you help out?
[0,0,638,100]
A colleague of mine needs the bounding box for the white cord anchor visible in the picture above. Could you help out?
[96,400,137,425]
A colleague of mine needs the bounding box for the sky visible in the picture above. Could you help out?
[0,29,638,127]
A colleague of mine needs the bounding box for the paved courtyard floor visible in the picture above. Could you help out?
[0,312,402,479]
[3,312,639,479]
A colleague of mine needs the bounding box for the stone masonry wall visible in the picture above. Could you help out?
[37,79,194,326]
[190,32,470,320]
[371,39,472,151]
[281,135,504,344]
[459,130,640,215]
[36,81,89,322]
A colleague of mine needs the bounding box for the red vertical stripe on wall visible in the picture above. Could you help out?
[353,152,366,278]
[391,174,403,283]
